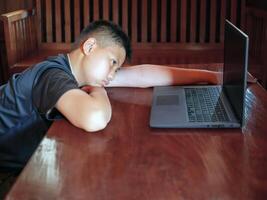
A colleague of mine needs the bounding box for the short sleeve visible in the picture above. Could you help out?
[32,68,79,118]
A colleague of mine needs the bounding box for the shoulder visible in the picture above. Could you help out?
[35,67,77,88]
[41,67,74,79]
[32,68,79,114]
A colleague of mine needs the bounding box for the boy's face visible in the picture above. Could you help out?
[82,38,126,87]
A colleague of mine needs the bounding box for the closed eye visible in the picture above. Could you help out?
[115,67,121,72]
[112,59,117,66]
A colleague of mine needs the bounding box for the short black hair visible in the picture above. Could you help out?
[73,20,131,60]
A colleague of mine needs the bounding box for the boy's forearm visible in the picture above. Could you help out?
[170,67,220,85]
[107,64,219,88]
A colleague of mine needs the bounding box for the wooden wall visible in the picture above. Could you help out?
[1,0,267,88]
[37,0,245,50]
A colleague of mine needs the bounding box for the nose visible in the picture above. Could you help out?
[107,71,115,81]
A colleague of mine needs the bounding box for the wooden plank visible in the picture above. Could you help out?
[161,0,167,42]
[131,0,137,43]
[74,0,80,39]
[64,0,71,42]
[25,18,32,54]
[249,16,256,56]
[262,21,267,87]
[141,0,148,42]
[122,0,128,35]
[36,0,42,45]
[1,10,30,22]
[39,43,71,50]
[130,41,222,49]
[18,20,24,58]
[210,0,216,43]
[31,15,38,49]
[103,0,109,20]
[14,21,19,60]
[113,0,119,24]
[240,0,246,29]
[14,21,20,60]
[83,0,90,27]
[190,0,197,43]
[26,17,33,51]
[17,20,23,57]
[93,0,99,20]
[259,19,264,57]
[245,12,252,42]
[27,15,33,50]
[9,21,16,65]
[180,0,187,43]
[45,0,52,42]
[55,0,62,42]
[256,19,262,56]
[261,19,267,57]
[17,20,21,58]
[21,19,27,56]
[200,0,206,43]
[24,18,30,53]
[26,17,33,53]
[151,0,157,42]
[220,0,226,42]
[3,20,12,66]
[231,0,237,24]
[170,0,177,42]
[252,18,257,56]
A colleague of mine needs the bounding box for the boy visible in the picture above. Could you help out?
[0,20,220,170]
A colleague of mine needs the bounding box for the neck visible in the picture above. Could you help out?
[68,49,86,86]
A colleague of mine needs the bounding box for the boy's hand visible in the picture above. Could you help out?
[210,71,258,85]
[81,85,107,93]
[209,71,223,85]
[81,85,94,93]
[247,72,257,83]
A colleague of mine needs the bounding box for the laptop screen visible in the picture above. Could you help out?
[223,20,249,126]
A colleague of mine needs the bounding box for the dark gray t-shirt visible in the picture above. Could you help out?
[32,68,79,117]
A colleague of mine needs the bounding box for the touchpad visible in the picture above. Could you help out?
[156,95,179,106]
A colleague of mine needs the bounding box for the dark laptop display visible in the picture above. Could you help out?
[223,21,249,127]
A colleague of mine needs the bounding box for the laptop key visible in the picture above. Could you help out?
[185,88,230,122]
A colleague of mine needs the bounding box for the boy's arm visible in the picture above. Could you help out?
[55,87,112,132]
[107,64,220,88]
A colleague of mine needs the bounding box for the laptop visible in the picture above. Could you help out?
[150,20,249,128]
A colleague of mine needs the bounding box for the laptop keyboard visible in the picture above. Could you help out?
[185,87,230,122]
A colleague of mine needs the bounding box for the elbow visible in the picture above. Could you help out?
[80,110,111,132]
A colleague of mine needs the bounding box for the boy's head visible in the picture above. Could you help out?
[71,20,131,87]
[73,20,131,61]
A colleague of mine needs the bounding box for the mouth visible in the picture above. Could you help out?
[102,80,110,86]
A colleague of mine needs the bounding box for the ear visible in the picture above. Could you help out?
[82,38,97,55]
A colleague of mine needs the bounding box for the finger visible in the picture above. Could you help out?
[81,86,92,93]
[247,72,257,83]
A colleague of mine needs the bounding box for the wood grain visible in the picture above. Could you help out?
[5,79,267,200]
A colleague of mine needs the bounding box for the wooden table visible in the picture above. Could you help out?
[5,82,267,200]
